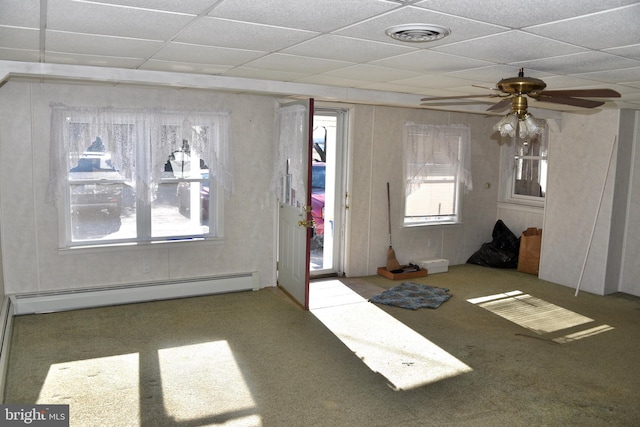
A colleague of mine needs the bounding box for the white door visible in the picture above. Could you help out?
[276,99,314,309]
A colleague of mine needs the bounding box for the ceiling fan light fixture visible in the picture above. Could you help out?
[495,112,546,140]
[494,114,519,138]
[522,114,545,136]
[385,24,451,42]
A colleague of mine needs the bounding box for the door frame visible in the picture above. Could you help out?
[310,106,350,278]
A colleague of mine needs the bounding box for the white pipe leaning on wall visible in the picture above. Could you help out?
[575,137,616,296]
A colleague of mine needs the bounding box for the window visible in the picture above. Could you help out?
[498,124,548,206]
[50,106,232,247]
[512,129,548,200]
[403,123,472,226]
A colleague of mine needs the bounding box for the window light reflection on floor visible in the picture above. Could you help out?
[38,353,140,421]
[37,342,262,426]
[467,290,594,335]
[552,324,615,344]
[310,280,472,391]
[158,341,261,425]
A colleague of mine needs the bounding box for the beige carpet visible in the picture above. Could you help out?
[4,264,640,426]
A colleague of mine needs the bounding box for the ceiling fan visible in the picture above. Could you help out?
[420,68,621,114]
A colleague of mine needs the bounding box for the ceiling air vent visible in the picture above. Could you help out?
[385,24,451,42]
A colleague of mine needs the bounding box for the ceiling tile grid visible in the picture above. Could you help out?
[0,0,639,110]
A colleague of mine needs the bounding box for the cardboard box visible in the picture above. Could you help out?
[377,266,428,280]
[412,258,449,274]
[518,228,542,275]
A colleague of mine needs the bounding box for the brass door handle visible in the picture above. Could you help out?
[297,219,316,228]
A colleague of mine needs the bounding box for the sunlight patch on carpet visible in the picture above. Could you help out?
[38,353,140,422]
[310,280,472,391]
[467,290,593,334]
[158,341,261,426]
[552,324,615,344]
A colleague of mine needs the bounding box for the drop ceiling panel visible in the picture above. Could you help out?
[322,64,422,83]
[281,35,416,63]
[415,0,640,28]
[434,31,586,63]
[572,67,640,84]
[334,6,509,46]
[361,82,456,96]
[525,4,640,50]
[46,31,163,58]
[242,53,354,75]
[0,0,40,28]
[0,48,40,62]
[514,52,640,75]
[371,50,493,74]
[87,0,219,15]
[390,74,481,90]
[294,74,374,88]
[208,0,398,32]
[47,0,195,40]
[176,17,318,51]
[153,43,266,66]
[0,27,39,50]
[604,44,640,61]
[444,65,541,83]
[139,60,232,75]
[224,67,309,82]
[44,52,145,69]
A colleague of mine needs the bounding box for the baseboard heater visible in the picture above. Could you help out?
[10,272,260,316]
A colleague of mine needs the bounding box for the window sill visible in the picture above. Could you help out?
[403,221,462,228]
[58,237,225,255]
[497,200,544,214]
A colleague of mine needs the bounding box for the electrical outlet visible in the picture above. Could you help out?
[143,261,151,274]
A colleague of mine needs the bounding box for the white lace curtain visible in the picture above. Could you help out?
[404,122,473,196]
[48,104,233,205]
[273,104,307,206]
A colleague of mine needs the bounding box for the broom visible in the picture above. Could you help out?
[386,182,402,272]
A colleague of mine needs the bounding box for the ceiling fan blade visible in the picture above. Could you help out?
[538,88,621,98]
[486,98,512,111]
[420,94,496,102]
[536,95,605,108]
[421,100,496,107]
[472,84,498,91]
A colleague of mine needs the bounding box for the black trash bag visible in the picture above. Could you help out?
[467,220,520,268]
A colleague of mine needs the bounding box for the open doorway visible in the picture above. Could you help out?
[310,109,346,277]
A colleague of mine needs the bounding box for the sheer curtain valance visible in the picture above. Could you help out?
[404,122,473,196]
[48,104,233,206]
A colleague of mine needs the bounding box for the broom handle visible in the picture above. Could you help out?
[387,182,392,246]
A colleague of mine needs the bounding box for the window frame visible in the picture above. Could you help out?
[402,123,471,227]
[58,110,226,248]
[499,125,548,208]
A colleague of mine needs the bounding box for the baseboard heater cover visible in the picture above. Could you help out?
[11,272,259,315]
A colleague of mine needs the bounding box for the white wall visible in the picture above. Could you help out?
[497,204,544,238]
[540,109,620,295]
[0,81,505,294]
[611,110,640,296]
[0,81,278,294]
[344,105,501,276]
[4,79,635,298]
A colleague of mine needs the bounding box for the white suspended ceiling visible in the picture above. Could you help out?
[1,0,639,112]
